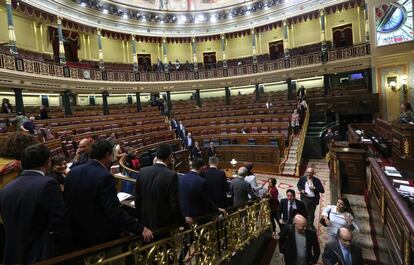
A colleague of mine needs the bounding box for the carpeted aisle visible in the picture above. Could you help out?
[256,159,388,265]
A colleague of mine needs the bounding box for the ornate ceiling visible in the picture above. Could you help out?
[21,0,351,37]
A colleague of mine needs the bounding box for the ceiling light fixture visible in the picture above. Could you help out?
[80,2,86,7]
[102,9,108,14]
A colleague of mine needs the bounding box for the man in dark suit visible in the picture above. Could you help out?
[203,156,229,208]
[179,159,226,219]
[323,227,363,265]
[207,142,216,157]
[230,167,258,207]
[0,144,69,264]
[278,189,307,228]
[170,118,178,137]
[279,214,320,265]
[135,144,187,233]
[297,167,325,229]
[65,140,153,248]
[178,121,186,139]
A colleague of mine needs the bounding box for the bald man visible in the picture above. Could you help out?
[297,167,324,229]
[322,227,363,265]
[279,214,320,265]
[70,138,93,169]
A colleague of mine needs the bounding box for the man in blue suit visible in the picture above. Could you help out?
[297,167,325,229]
[179,159,226,220]
[65,140,153,249]
[0,144,69,264]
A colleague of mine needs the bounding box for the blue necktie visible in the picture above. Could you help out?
[344,249,352,265]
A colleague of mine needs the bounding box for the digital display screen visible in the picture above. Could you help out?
[350,73,364,80]
[375,0,413,46]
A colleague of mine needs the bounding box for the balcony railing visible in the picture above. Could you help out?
[0,43,370,83]
[35,198,271,265]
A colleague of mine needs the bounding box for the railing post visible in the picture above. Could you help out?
[135,92,142,112]
[102,91,110,115]
[225,87,231,105]
[62,90,72,116]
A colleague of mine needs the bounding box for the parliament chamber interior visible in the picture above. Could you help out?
[0,0,413,264]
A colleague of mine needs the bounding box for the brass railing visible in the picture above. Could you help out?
[35,199,271,265]
[0,43,370,83]
[295,108,310,177]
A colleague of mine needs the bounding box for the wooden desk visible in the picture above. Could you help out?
[369,158,414,265]
[203,145,280,175]
[329,146,366,203]
[392,122,414,175]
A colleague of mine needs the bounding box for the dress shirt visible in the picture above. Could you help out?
[21,169,45,176]
[339,241,352,265]
[304,178,315,197]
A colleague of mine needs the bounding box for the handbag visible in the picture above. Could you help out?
[319,208,331,227]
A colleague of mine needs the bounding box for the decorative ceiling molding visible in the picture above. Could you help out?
[21,0,353,37]
[0,55,371,93]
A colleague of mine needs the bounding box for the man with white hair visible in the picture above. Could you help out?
[229,167,258,207]
[279,214,320,265]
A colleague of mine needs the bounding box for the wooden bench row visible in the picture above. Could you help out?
[193,133,286,154]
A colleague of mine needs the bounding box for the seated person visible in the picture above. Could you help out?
[21,116,36,135]
[124,151,141,171]
[399,102,414,124]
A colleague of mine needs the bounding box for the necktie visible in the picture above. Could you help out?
[288,202,293,222]
[344,249,352,265]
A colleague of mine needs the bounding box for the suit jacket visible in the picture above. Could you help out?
[279,198,308,224]
[202,167,229,208]
[192,146,202,160]
[322,239,363,265]
[207,147,216,157]
[179,171,218,218]
[183,136,194,148]
[0,171,69,264]
[170,119,178,130]
[297,176,325,204]
[279,224,320,265]
[135,163,186,230]
[65,160,142,248]
[230,177,258,207]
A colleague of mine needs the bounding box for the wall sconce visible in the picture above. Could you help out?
[387,76,398,92]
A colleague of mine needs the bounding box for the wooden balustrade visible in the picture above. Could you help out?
[369,158,414,265]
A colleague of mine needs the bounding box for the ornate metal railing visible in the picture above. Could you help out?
[35,199,271,265]
[0,43,370,82]
[295,108,310,177]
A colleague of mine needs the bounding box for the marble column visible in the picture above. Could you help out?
[102,91,109,115]
[191,37,198,72]
[221,34,227,68]
[283,20,290,67]
[323,74,331,96]
[62,90,72,116]
[135,92,142,112]
[166,91,172,114]
[195,89,201,107]
[131,35,138,72]
[255,84,261,101]
[97,28,105,70]
[363,3,369,42]
[251,28,258,64]
[57,17,66,64]
[5,0,17,54]
[13,88,24,114]
[320,9,328,64]
[162,37,168,73]
[287,79,297,100]
[225,87,230,105]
